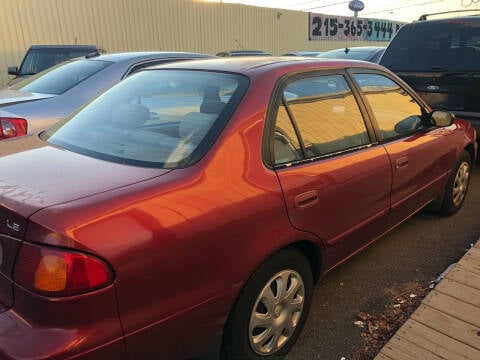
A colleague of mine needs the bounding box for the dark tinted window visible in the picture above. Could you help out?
[43,70,248,168]
[18,48,96,75]
[12,60,111,95]
[380,19,480,71]
[353,73,426,140]
[283,75,370,157]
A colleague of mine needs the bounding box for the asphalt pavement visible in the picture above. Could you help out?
[287,166,480,360]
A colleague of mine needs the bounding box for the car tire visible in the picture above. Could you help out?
[439,150,471,216]
[222,248,313,360]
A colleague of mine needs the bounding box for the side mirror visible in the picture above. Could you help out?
[431,110,454,127]
[8,66,18,75]
[394,115,423,134]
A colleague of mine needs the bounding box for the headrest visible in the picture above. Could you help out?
[111,103,150,129]
[200,100,225,114]
[203,85,221,102]
[179,112,217,144]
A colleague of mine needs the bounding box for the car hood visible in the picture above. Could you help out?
[0,135,170,219]
[0,89,55,106]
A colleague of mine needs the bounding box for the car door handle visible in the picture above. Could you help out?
[294,190,319,209]
[396,157,409,169]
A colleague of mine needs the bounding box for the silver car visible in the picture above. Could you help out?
[0,52,213,140]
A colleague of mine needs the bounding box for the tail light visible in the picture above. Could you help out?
[14,242,113,296]
[0,117,28,139]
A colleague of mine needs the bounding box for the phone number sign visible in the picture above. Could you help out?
[309,13,404,42]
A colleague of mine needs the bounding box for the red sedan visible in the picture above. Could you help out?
[0,57,476,359]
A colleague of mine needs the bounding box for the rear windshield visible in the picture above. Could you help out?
[18,48,96,75]
[42,70,249,168]
[11,60,112,95]
[321,48,381,61]
[380,19,480,71]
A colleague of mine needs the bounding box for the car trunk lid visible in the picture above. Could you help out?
[0,134,170,218]
[0,89,55,107]
[0,135,170,311]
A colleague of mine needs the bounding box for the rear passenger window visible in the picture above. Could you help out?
[353,73,426,141]
[274,105,303,165]
[279,75,370,159]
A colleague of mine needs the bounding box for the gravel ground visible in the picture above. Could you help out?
[347,281,430,359]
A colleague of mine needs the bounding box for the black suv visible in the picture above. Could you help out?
[380,14,480,136]
[7,44,102,85]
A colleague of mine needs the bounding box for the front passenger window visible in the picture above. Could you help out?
[353,73,426,141]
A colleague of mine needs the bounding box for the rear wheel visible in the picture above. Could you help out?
[222,248,313,360]
[439,150,471,216]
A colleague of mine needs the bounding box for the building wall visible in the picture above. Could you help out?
[0,0,387,86]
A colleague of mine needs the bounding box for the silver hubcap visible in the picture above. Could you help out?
[249,270,305,355]
[453,161,470,206]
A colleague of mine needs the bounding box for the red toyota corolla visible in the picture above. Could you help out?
[0,58,476,359]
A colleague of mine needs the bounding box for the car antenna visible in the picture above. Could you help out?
[234,38,246,50]
[344,47,350,54]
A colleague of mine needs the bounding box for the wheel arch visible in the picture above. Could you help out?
[464,143,476,164]
[288,240,323,283]
[233,238,324,305]
[220,239,322,358]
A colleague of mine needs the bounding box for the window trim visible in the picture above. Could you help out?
[281,97,308,160]
[263,68,376,169]
[123,59,173,78]
[346,68,435,143]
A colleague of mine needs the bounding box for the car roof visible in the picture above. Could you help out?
[417,14,480,22]
[85,51,214,63]
[29,44,98,50]
[326,47,385,52]
[221,50,268,54]
[282,51,324,56]
[216,50,271,57]
[147,56,383,75]
[409,15,480,26]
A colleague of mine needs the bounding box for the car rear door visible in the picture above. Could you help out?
[268,71,392,269]
[350,70,455,226]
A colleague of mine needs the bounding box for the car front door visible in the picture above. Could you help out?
[269,71,392,269]
[350,71,455,226]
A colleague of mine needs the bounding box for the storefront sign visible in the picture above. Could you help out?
[309,13,404,42]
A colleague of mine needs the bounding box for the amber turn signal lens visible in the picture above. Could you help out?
[15,242,113,296]
[34,255,68,292]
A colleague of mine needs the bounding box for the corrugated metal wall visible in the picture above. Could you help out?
[0,0,387,86]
